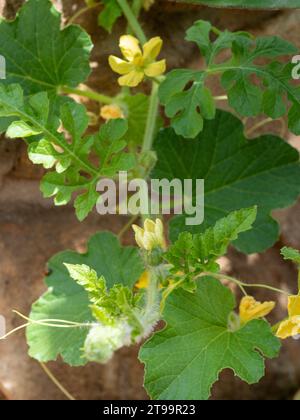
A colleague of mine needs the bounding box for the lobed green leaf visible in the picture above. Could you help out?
[160,20,299,138]
[166,207,257,276]
[152,110,300,254]
[98,0,122,33]
[0,84,135,220]
[140,277,280,400]
[281,246,300,264]
[0,0,92,93]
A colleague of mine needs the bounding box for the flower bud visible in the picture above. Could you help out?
[132,218,166,252]
[100,104,124,121]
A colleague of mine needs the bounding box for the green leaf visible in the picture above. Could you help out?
[27,289,93,367]
[0,0,92,94]
[159,69,216,138]
[0,117,15,134]
[140,277,280,400]
[64,264,105,303]
[74,186,100,222]
[28,139,58,169]
[122,93,150,147]
[98,0,122,33]
[26,232,144,366]
[160,20,299,138]
[65,263,141,327]
[166,207,257,276]
[152,110,300,254]
[281,246,300,264]
[0,84,135,219]
[0,0,92,131]
[93,118,136,176]
[6,120,42,138]
[176,0,300,8]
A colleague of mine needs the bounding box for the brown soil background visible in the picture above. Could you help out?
[0,0,300,400]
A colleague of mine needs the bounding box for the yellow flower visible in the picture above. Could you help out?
[276,295,300,339]
[132,218,166,251]
[239,296,275,324]
[136,271,165,289]
[109,35,166,87]
[135,271,150,289]
[100,104,124,120]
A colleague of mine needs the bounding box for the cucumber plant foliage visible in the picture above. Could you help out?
[1,0,300,400]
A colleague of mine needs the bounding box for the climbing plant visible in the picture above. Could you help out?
[1,0,300,400]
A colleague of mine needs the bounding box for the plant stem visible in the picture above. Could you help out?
[40,363,76,401]
[132,0,143,16]
[214,95,228,101]
[59,86,114,105]
[67,3,101,26]
[245,117,274,137]
[142,81,159,153]
[117,0,147,44]
[200,272,289,296]
[117,0,160,155]
[139,81,160,220]
[235,280,288,295]
[211,26,222,36]
[118,215,139,240]
[160,278,184,313]
[143,269,159,321]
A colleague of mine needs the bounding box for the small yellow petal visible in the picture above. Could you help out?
[119,35,142,61]
[132,224,145,249]
[100,104,124,121]
[276,316,300,339]
[144,60,166,78]
[144,219,156,233]
[154,218,163,235]
[154,218,166,249]
[288,295,300,317]
[118,70,144,87]
[239,296,275,324]
[108,55,134,75]
[143,36,163,62]
[136,271,150,289]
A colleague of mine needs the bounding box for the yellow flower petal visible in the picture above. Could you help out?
[136,271,150,289]
[108,55,134,75]
[154,218,166,249]
[118,70,144,87]
[100,104,124,121]
[143,36,163,62]
[276,316,300,339]
[132,224,145,249]
[132,218,166,251]
[132,54,145,67]
[119,35,142,61]
[239,296,275,324]
[144,59,166,77]
[144,219,156,233]
[288,295,300,317]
